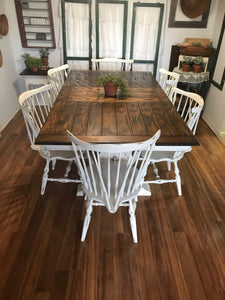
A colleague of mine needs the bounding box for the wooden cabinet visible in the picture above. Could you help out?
[20,68,48,90]
[14,0,56,49]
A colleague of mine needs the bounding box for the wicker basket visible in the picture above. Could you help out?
[0,14,9,36]
[179,46,214,57]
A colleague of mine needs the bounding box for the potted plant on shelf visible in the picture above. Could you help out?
[25,57,42,72]
[192,56,204,73]
[181,56,192,72]
[98,75,128,97]
[39,48,49,67]
[21,52,31,69]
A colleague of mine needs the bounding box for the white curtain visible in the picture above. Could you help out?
[60,0,167,73]
[96,3,124,70]
[99,4,124,58]
[133,7,160,60]
[132,6,161,72]
[65,3,89,69]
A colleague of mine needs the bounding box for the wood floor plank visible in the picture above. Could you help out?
[0,112,225,299]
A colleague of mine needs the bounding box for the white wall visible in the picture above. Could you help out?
[0,0,224,138]
[0,0,62,135]
[160,0,218,70]
[0,1,20,133]
[202,0,225,138]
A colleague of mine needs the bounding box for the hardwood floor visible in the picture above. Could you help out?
[0,111,225,300]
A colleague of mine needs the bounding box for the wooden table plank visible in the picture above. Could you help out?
[115,102,132,136]
[41,101,78,134]
[126,102,148,136]
[138,102,160,133]
[102,102,117,136]
[71,102,90,135]
[87,103,102,136]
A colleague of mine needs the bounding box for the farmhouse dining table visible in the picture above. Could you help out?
[36,69,199,195]
[36,69,199,149]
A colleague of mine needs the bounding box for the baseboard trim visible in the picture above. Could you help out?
[202,114,220,136]
[0,108,20,137]
[219,131,225,143]
[202,115,225,145]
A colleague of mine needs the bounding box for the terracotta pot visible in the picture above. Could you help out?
[104,82,118,97]
[32,66,39,72]
[182,64,190,72]
[41,56,49,66]
[192,64,202,73]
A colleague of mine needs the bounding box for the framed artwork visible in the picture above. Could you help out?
[168,0,210,28]
[211,15,225,90]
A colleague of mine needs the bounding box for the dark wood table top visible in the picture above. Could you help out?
[36,70,199,146]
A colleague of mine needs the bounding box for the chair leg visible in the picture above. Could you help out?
[52,158,56,170]
[129,198,138,243]
[152,162,160,179]
[64,160,73,178]
[81,199,93,242]
[41,159,50,195]
[174,161,182,196]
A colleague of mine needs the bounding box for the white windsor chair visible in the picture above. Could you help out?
[48,64,69,102]
[19,84,80,195]
[158,68,179,97]
[91,58,134,71]
[145,87,204,196]
[67,130,161,243]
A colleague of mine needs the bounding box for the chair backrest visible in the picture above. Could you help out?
[158,68,179,96]
[169,87,204,134]
[19,84,53,147]
[91,58,134,71]
[48,64,69,101]
[67,130,160,213]
[178,55,209,72]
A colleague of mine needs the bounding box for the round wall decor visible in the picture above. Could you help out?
[0,14,9,35]
[180,0,210,19]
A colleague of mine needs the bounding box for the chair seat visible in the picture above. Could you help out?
[151,150,184,162]
[33,145,75,160]
[41,149,75,160]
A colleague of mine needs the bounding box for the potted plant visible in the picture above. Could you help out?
[181,56,192,72]
[39,48,49,66]
[21,52,31,61]
[21,52,31,69]
[192,56,204,73]
[98,75,128,97]
[25,57,42,72]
